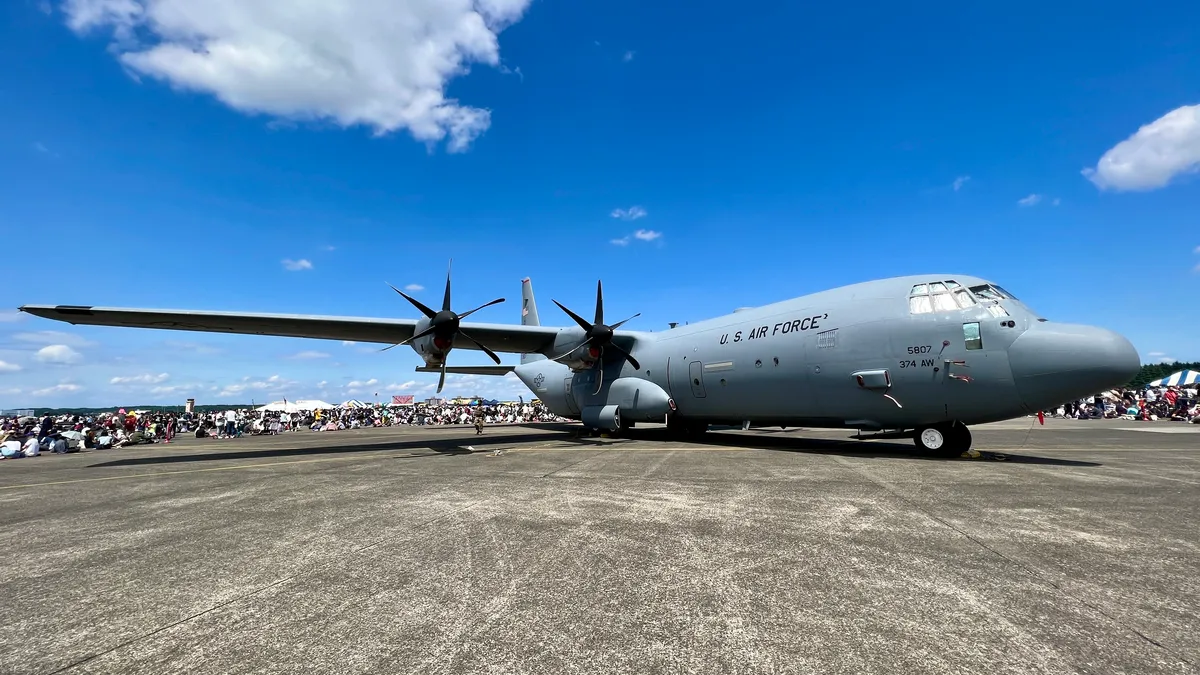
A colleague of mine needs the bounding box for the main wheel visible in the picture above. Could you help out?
[914,426,948,453]
[914,423,971,457]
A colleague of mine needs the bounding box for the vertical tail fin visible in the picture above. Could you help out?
[520,277,545,364]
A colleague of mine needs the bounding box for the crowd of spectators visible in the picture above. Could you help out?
[1043,384,1199,422]
[0,400,566,459]
[4,382,1197,461]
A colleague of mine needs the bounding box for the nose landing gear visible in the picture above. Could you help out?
[913,422,972,457]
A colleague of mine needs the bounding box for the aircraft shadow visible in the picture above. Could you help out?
[87,430,572,468]
[625,429,1103,467]
[86,425,1100,469]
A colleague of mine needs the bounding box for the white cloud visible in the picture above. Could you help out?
[1017,194,1042,207]
[341,341,357,346]
[216,374,295,398]
[611,228,663,246]
[952,175,970,191]
[610,206,647,221]
[149,384,197,396]
[163,340,224,355]
[37,0,52,15]
[622,50,635,62]
[0,361,21,373]
[110,373,170,384]
[1052,198,1061,206]
[404,284,425,291]
[14,330,94,347]
[385,380,420,392]
[34,345,82,364]
[346,378,379,388]
[317,380,328,388]
[324,245,336,251]
[0,311,27,323]
[31,383,83,397]
[62,0,534,152]
[288,350,330,360]
[1083,104,1200,191]
[282,258,313,271]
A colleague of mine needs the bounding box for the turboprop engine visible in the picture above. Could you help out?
[380,261,505,393]
[549,280,641,394]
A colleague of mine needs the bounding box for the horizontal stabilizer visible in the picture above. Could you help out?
[416,365,515,376]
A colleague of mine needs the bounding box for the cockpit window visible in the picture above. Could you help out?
[969,284,1004,300]
[992,286,1019,301]
[910,280,973,314]
[968,283,1020,302]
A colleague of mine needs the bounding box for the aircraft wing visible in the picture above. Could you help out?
[17,305,562,354]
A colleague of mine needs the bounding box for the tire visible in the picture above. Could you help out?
[914,426,947,452]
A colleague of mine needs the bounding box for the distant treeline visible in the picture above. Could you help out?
[1126,361,1200,389]
[21,404,252,417]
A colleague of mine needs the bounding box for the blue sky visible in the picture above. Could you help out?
[2,0,1199,408]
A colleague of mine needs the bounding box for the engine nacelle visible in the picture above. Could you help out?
[555,343,602,371]
[408,320,455,366]
[603,377,674,421]
[577,378,674,429]
[581,404,620,431]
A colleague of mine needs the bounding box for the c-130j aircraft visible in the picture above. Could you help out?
[19,269,1140,456]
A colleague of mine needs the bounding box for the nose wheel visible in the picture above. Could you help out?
[913,422,972,457]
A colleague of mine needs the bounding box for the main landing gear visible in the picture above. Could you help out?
[913,422,972,457]
[666,414,708,440]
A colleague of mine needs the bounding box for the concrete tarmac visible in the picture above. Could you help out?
[0,418,1197,675]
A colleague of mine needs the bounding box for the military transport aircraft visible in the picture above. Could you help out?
[18,270,1140,455]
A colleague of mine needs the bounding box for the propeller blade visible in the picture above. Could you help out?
[552,299,594,332]
[379,342,402,352]
[594,280,604,325]
[610,313,641,330]
[436,363,447,394]
[442,260,453,312]
[456,297,505,321]
[608,342,641,371]
[389,285,437,319]
[593,364,604,396]
[458,330,502,365]
[398,324,438,346]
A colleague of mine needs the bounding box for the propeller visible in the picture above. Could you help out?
[381,260,505,394]
[550,280,640,394]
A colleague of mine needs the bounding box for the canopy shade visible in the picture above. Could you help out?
[1146,370,1200,387]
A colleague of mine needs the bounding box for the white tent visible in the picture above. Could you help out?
[1147,370,1200,388]
[293,399,335,410]
[255,399,335,413]
[340,399,369,409]
[256,401,300,413]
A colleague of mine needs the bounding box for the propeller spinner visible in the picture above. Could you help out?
[382,261,505,393]
[551,280,640,394]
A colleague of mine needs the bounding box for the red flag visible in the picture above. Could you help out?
[1037,410,1045,425]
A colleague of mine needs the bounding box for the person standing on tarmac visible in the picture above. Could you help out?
[475,412,485,435]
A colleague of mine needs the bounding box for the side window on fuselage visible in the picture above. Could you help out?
[963,322,982,350]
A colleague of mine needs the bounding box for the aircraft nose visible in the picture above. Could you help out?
[1008,323,1140,411]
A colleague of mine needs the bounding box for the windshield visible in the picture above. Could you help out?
[969,284,1008,301]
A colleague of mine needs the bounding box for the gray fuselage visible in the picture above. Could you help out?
[516,274,1138,431]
